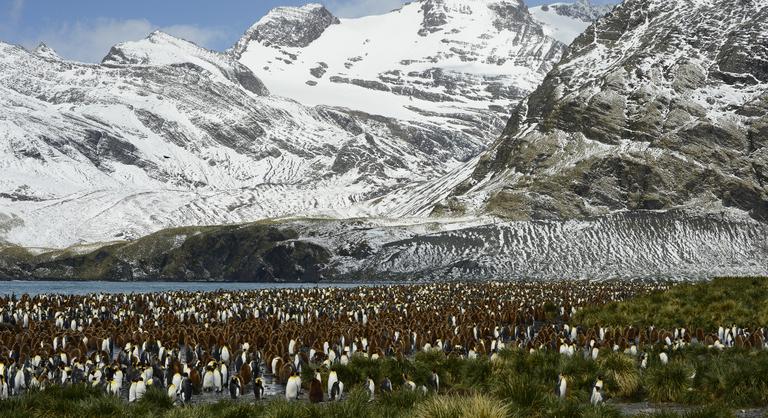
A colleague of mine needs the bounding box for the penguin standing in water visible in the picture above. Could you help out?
[309,378,323,403]
[254,377,265,400]
[229,375,241,400]
[590,377,604,405]
[285,372,300,401]
[556,374,567,399]
[180,373,193,404]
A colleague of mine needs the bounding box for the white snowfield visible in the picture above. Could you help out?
[236,0,563,122]
[0,0,607,249]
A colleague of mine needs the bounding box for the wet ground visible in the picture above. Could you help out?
[613,402,767,417]
[184,373,287,405]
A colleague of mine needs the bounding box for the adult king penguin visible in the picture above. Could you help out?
[254,377,265,400]
[556,374,568,399]
[590,377,604,405]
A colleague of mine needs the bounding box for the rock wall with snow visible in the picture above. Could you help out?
[445,0,768,226]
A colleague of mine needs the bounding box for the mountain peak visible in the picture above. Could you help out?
[232,3,339,56]
[33,42,62,60]
[417,0,531,36]
[542,0,614,22]
[146,30,184,43]
[101,30,269,96]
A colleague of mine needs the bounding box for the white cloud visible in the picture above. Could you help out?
[24,18,227,63]
[9,0,24,21]
[325,0,408,18]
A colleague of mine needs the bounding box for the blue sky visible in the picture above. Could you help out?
[0,0,613,62]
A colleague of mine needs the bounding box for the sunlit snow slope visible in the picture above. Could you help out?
[236,1,565,135]
[0,0,583,248]
[0,34,487,247]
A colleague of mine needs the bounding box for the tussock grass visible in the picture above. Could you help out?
[643,360,696,403]
[599,353,641,399]
[413,395,508,418]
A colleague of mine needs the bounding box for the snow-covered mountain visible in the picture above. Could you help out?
[234,1,565,134]
[0,1,573,248]
[0,34,489,247]
[530,0,614,44]
[1,0,765,281]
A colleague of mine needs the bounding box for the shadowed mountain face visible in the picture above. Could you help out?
[445,0,768,224]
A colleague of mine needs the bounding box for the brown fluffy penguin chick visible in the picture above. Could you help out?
[309,378,323,403]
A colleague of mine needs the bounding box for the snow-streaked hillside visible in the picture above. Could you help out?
[3,212,766,281]
[0,34,487,247]
[445,0,768,225]
[298,212,768,280]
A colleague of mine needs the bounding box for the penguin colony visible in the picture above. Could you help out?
[0,281,764,405]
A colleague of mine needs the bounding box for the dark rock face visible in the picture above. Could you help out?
[233,4,339,54]
[487,1,536,33]
[418,0,450,36]
[0,224,330,282]
[450,0,768,224]
[230,64,270,96]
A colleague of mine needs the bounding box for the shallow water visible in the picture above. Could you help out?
[0,280,371,296]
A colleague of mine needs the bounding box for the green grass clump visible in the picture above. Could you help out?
[599,352,641,399]
[643,360,696,403]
